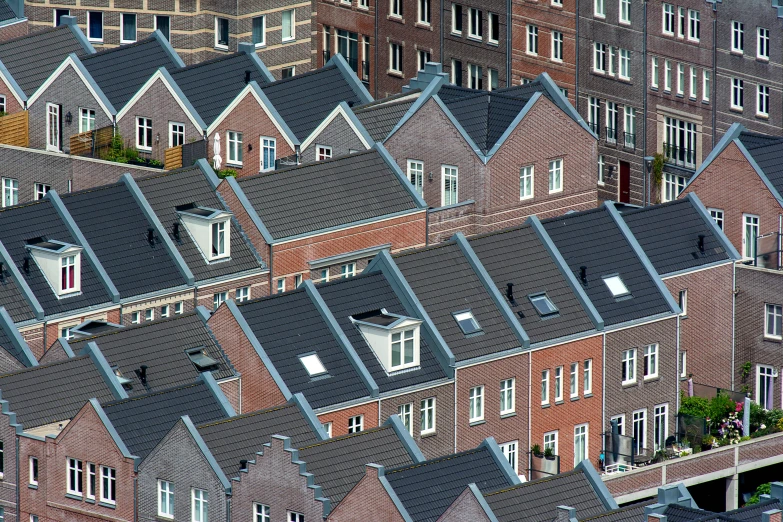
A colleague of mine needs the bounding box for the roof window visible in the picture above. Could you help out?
[25,237,83,298]
[299,353,327,377]
[453,310,482,335]
[529,293,558,317]
[176,204,233,263]
[603,275,630,298]
[353,309,422,373]
[186,347,219,371]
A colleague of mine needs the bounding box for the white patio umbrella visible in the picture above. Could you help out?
[212,132,222,170]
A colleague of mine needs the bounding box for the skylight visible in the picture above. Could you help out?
[603,275,630,297]
[529,294,558,317]
[300,353,327,377]
[454,311,482,335]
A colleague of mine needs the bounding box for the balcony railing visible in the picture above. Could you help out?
[663,142,696,169]
[623,132,636,150]
[606,126,618,144]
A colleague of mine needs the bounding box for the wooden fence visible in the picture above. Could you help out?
[164,145,183,170]
[0,111,28,147]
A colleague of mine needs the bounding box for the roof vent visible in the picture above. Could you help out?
[244,70,251,84]
[579,266,588,286]
[697,234,705,254]
[172,222,180,242]
[135,365,148,386]
[187,347,219,371]
[506,283,515,305]
[147,228,156,246]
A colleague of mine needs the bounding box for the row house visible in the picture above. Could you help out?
[303,64,599,242]
[22,0,314,74]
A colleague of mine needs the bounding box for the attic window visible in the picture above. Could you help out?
[25,238,83,297]
[529,294,558,317]
[186,347,219,371]
[300,353,327,377]
[353,309,422,373]
[453,310,481,335]
[603,275,630,298]
[176,205,233,263]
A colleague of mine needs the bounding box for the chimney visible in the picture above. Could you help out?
[579,266,588,286]
[244,70,251,84]
[506,283,515,304]
[697,235,705,253]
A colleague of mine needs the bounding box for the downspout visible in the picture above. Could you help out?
[574,0,580,110]
[642,1,648,206]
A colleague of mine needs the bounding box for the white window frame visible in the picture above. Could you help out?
[120,13,137,43]
[469,385,484,422]
[420,397,436,434]
[644,344,659,380]
[500,378,515,415]
[541,369,550,405]
[520,165,534,200]
[758,27,770,60]
[548,159,563,193]
[574,424,588,465]
[136,117,152,151]
[765,303,782,339]
[622,348,636,385]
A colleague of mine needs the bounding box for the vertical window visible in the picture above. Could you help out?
[597,155,605,184]
[442,165,458,206]
[192,489,208,522]
[169,122,184,148]
[541,370,550,405]
[519,165,534,200]
[261,137,276,171]
[468,63,483,89]
[732,21,744,53]
[215,17,229,48]
[67,458,83,496]
[758,28,770,60]
[155,15,170,40]
[282,9,295,41]
[213,292,227,310]
[632,409,646,454]
[653,404,668,451]
[468,8,482,39]
[500,441,518,473]
[757,365,776,410]
[255,504,270,522]
[389,43,402,73]
[574,424,588,465]
[554,366,563,401]
[390,0,402,16]
[211,221,226,258]
[624,107,635,148]
[688,10,700,41]
[662,4,674,35]
[120,13,137,43]
[593,42,606,73]
[765,304,782,339]
[527,25,538,55]
[622,348,636,384]
[88,11,103,42]
[317,145,332,161]
[678,289,687,316]
[709,208,724,229]
[252,16,266,46]
[732,78,744,110]
[757,84,770,117]
[552,31,563,61]
[500,378,515,414]
[583,359,592,394]
[643,344,659,379]
[158,480,174,518]
[594,0,605,17]
[606,101,617,142]
[100,466,116,504]
[677,63,685,95]
[29,457,38,486]
[418,0,430,24]
[227,131,243,165]
[340,262,356,279]
[703,70,711,101]
[407,160,424,196]
[398,403,413,434]
[79,108,95,133]
[569,363,578,398]
[136,117,152,151]
[236,286,250,303]
[87,463,96,500]
[619,0,630,23]
[488,13,499,43]
[420,397,436,434]
[469,386,484,422]
[348,415,363,433]
[451,3,462,34]
[548,159,563,193]
[1,178,18,208]
[61,255,76,292]
[743,214,759,260]
[651,57,658,88]
[544,431,558,455]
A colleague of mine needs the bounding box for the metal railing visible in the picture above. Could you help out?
[663,142,696,168]
[623,132,636,149]
[606,126,618,144]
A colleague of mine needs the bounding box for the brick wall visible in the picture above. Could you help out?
[326,465,406,522]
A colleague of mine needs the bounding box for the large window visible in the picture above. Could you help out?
[420,397,435,434]
[261,137,276,171]
[622,348,636,385]
[574,424,588,465]
[500,378,515,415]
[1,178,17,208]
[408,160,424,196]
[732,21,744,53]
[227,131,243,165]
[442,165,458,206]
[765,304,782,339]
[282,9,295,41]
[136,117,152,151]
[469,386,484,422]
[520,165,533,200]
[548,159,562,193]
[653,404,668,451]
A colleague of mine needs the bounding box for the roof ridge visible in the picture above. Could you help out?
[484,468,582,497]
[238,148,379,182]
[102,381,202,407]
[82,35,158,61]
[298,425,389,450]
[196,402,294,429]
[386,447,484,475]
[69,311,200,343]
[0,354,90,379]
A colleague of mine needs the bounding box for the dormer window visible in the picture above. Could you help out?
[529,293,558,317]
[353,309,423,373]
[176,204,233,263]
[25,238,83,297]
[300,353,327,377]
[453,310,482,335]
[603,275,630,298]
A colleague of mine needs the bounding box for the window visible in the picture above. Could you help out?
[594,0,605,17]
[500,378,515,414]
[211,221,227,259]
[67,458,83,496]
[407,160,424,196]
[47,103,60,152]
[606,101,617,142]
[145,308,154,322]
[389,43,402,73]
[54,8,69,26]
[442,165,458,206]
[192,489,208,522]
[155,15,170,40]
[420,397,435,434]
[282,9,295,41]
[215,17,229,48]
[732,78,744,110]
[574,424,588,465]
[651,57,658,88]
[398,403,413,434]
[136,117,152,151]
[29,457,38,486]
[88,11,103,42]
[541,370,550,405]
[252,16,266,46]
[703,70,711,102]
[758,84,769,117]
[632,409,646,453]
[300,353,327,377]
[732,21,744,53]
[548,159,562,193]
[468,64,483,89]
[518,165,534,200]
[709,208,724,229]
[622,348,636,384]
[653,404,668,451]
[662,4,674,35]
[688,10,700,41]
[618,49,630,80]
[1,178,17,208]
[544,431,558,454]
[469,386,484,422]
[61,255,76,292]
[79,108,95,133]
[588,96,600,133]
[527,25,538,55]
[169,122,184,148]
[468,8,482,39]
[451,3,462,34]
[619,0,629,23]
[500,441,518,472]
[624,107,635,148]
[158,480,174,518]
[236,286,250,303]
[757,364,776,409]
[690,66,697,99]
[161,304,170,318]
[677,63,685,95]
[390,0,401,16]
[348,415,363,433]
[317,145,332,161]
[644,344,658,379]
[678,289,687,316]
[584,359,592,394]
[289,513,305,522]
[766,304,782,339]
[610,414,624,435]
[454,310,481,335]
[593,42,606,73]
[213,292,227,310]
[87,463,96,500]
[418,0,430,24]
[260,137,276,171]
[391,329,415,369]
[418,50,432,71]
[100,466,115,504]
[174,302,183,314]
[489,13,499,43]
[554,366,563,402]
[121,13,137,43]
[277,279,285,294]
[552,31,563,61]
[227,131,243,165]
[255,504,270,522]
[743,214,759,260]
[758,27,770,60]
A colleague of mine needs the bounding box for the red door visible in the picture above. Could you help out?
[619,161,631,203]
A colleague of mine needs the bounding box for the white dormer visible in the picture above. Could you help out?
[176,205,233,262]
[25,238,83,297]
[352,309,423,373]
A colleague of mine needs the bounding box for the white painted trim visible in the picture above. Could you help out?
[27,56,113,119]
[300,104,371,151]
[116,70,203,132]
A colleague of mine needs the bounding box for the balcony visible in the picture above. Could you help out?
[623,132,636,150]
[663,141,696,169]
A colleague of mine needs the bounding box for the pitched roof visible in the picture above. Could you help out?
[619,197,734,276]
[484,467,609,522]
[61,182,186,297]
[236,148,421,240]
[737,131,783,198]
[135,165,262,282]
[171,52,270,126]
[81,35,181,108]
[393,241,522,361]
[67,313,234,394]
[542,206,672,326]
[384,445,514,522]
[236,288,371,408]
[0,24,91,96]
[0,356,115,428]
[197,401,321,477]
[297,425,416,504]
[469,224,597,343]
[102,381,228,459]
[353,93,419,142]
[262,63,369,140]
[0,199,113,316]
[315,271,448,391]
